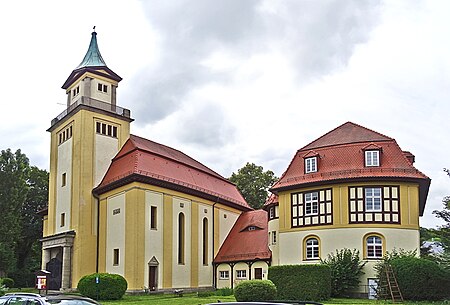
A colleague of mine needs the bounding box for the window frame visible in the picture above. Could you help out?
[236,269,247,279]
[305,237,320,260]
[305,157,317,173]
[365,187,382,212]
[365,150,380,167]
[219,270,229,280]
[304,191,319,215]
[113,248,120,265]
[150,206,157,230]
[366,235,383,259]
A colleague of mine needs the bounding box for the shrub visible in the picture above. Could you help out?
[216,287,233,296]
[77,273,127,300]
[269,264,331,301]
[389,256,450,301]
[1,278,14,288]
[0,284,8,296]
[234,280,276,302]
[321,248,366,297]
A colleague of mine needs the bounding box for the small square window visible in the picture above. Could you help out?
[305,157,317,173]
[236,270,247,279]
[365,150,380,167]
[219,271,229,279]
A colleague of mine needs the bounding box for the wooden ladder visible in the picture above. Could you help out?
[380,264,404,303]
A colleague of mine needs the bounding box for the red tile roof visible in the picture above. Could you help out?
[271,122,430,215]
[263,193,279,208]
[94,135,251,210]
[214,210,271,263]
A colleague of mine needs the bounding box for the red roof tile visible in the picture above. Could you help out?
[214,210,271,263]
[263,193,279,208]
[95,135,251,210]
[271,122,430,215]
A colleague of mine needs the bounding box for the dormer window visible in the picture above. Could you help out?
[305,157,317,173]
[365,150,380,167]
[248,226,256,231]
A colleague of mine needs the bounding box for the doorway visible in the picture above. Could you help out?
[254,268,263,280]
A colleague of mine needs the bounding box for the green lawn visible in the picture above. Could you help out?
[100,293,450,305]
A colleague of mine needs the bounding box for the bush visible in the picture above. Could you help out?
[1,278,14,288]
[216,287,233,296]
[234,280,276,302]
[77,273,127,300]
[269,264,331,301]
[389,256,450,301]
[321,248,366,297]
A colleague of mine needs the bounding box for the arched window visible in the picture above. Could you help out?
[305,237,320,259]
[366,235,383,258]
[178,213,185,264]
[202,218,208,265]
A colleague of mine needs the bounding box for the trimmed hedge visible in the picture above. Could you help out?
[77,273,127,300]
[234,280,277,302]
[269,264,331,301]
[390,256,450,301]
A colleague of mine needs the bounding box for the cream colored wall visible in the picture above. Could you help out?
[268,218,279,265]
[94,133,119,187]
[144,191,164,289]
[172,197,192,288]
[90,79,112,103]
[218,209,239,246]
[55,138,72,233]
[197,202,213,287]
[216,264,232,289]
[251,261,269,280]
[106,192,126,276]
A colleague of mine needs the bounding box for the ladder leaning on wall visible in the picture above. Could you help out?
[378,264,404,303]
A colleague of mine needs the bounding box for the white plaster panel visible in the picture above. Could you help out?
[219,210,239,246]
[268,218,280,265]
[106,193,125,276]
[216,264,232,289]
[94,133,119,187]
[144,191,163,289]
[56,138,72,234]
[91,79,112,103]
[198,203,213,287]
[172,197,191,288]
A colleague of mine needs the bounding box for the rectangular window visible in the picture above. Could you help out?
[150,206,157,229]
[61,173,66,187]
[272,231,277,244]
[365,150,380,166]
[269,207,275,219]
[304,192,319,215]
[219,270,229,280]
[113,249,119,265]
[112,126,118,138]
[236,270,247,279]
[60,213,65,227]
[365,188,382,211]
[101,123,106,135]
[305,157,317,173]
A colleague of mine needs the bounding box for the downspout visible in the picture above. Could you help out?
[212,197,218,289]
[93,191,100,273]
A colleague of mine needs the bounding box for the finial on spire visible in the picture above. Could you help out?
[93,26,96,33]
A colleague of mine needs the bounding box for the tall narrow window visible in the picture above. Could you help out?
[150,206,157,229]
[305,237,319,259]
[304,192,319,215]
[178,213,185,264]
[61,173,67,187]
[305,157,317,173]
[202,218,208,265]
[272,231,277,244]
[366,236,383,258]
[60,213,65,227]
[365,150,380,167]
[113,249,119,265]
[365,188,382,211]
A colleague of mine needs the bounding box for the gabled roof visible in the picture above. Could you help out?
[214,210,271,263]
[271,122,430,215]
[94,135,251,211]
[263,193,278,208]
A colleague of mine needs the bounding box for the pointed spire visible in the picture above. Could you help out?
[77,27,107,68]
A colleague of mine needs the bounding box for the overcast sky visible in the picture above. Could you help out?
[0,0,448,228]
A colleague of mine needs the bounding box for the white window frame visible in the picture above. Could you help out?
[366,236,383,258]
[365,150,380,167]
[236,270,247,279]
[219,270,229,280]
[305,157,317,173]
[365,187,382,212]
[304,192,319,215]
[306,238,319,259]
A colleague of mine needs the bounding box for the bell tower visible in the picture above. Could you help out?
[41,30,133,290]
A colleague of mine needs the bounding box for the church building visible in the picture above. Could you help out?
[40,31,254,291]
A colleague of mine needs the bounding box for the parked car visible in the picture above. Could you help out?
[0,293,100,305]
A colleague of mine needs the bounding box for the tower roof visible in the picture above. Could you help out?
[77,31,107,68]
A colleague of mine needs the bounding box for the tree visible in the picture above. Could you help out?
[229,162,278,209]
[432,168,450,251]
[321,248,366,297]
[0,149,49,282]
